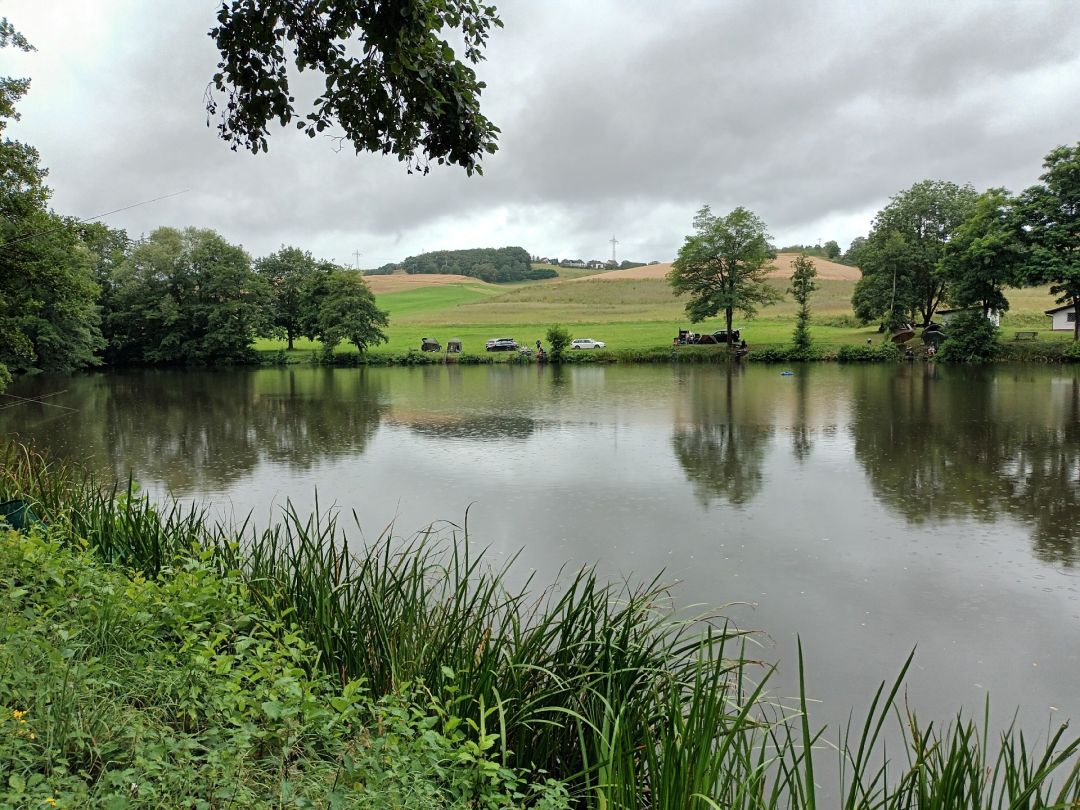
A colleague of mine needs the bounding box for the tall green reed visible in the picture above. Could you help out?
[4,440,1079,808]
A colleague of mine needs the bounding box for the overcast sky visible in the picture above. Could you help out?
[5,1,1080,267]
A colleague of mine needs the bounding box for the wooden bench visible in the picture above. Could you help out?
[1013,331,1038,341]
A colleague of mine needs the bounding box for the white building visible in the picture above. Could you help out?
[936,307,1001,328]
[1045,303,1077,331]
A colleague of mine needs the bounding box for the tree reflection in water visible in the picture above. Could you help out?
[671,365,773,507]
[0,368,388,494]
[849,365,1080,566]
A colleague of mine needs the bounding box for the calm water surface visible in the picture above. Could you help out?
[4,363,1079,737]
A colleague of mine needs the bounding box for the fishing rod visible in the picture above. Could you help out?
[0,390,77,412]
[0,188,191,252]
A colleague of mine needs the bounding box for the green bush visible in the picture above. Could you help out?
[748,346,792,362]
[836,342,902,362]
[1062,340,1080,362]
[937,311,1000,363]
[0,529,568,809]
[545,325,571,362]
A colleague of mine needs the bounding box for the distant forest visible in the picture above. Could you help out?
[367,247,558,282]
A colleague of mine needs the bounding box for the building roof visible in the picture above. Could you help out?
[1044,303,1076,314]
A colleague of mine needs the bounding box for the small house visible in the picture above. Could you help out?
[1045,303,1077,331]
[936,307,1001,328]
[586,259,606,269]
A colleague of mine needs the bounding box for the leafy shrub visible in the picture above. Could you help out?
[748,346,792,362]
[937,311,1000,363]
[837,342,902,362]
[1062,340,1080,363]
[0,529,569,809]
[545,325,571,362]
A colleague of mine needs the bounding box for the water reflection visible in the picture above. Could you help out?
[672,366,773,507]
[3,363,1078,566]
[791,372,813,463]
[849,366,1080,566]
[2,369,387,494]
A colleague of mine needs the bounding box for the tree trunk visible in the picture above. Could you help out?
[1074,296,1079,342]
[725,306,734,354]
[287,331,295,351]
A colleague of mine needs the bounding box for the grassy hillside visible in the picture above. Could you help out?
[256,274,1070,357]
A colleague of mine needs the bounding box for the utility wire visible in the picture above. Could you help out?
[0,189,191,252]
[0,390,76,412]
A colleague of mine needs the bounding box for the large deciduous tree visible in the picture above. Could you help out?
[940,188,1025,318]
[106,227,271,365]
[851,180,978,329]
[304,269,388,354]
[668,206,780,349]
[256,246,332,350]
[206,0,502,175]
[1019,142,1080,340]
[0,19,103,382]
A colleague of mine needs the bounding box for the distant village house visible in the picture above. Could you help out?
[1045,303,1077,331]
[936,307,1001,328]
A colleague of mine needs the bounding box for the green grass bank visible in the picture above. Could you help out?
[2,443,1080,808]
[255,278,1079,366]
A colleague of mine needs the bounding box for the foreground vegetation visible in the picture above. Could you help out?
[3,442,1080,808]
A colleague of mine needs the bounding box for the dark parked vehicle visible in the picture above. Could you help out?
[485,337,519,352]
[696,329,741,344]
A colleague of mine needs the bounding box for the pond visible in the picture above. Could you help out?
[3,362,1079,738]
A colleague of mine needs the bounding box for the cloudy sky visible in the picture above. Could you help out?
[5,1,1080,267]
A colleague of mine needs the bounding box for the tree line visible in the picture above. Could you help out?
[1,55,388,380]
[849,147,1080,347]
[3,216,390,382]
[369,247,557,282]
[668,139,1080,360]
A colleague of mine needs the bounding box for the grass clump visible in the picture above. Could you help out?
[0,528,567,808]
[3,441,1080,808]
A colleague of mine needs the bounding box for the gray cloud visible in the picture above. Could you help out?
[6,0,1080,265]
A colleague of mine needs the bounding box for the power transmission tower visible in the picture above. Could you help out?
[353,249,363,270]
[609,235,619,264]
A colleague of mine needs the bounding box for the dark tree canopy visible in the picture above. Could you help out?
[851,180,978,328]
[668,205,780,347]
[256,246,332,350]
[401,247,554,282]
[304,269,388,353]
[0,20,104,380]
[940,187,1025,318]
[1019,142,1080,340]
[206,0,502,175]
[106,227,271,365]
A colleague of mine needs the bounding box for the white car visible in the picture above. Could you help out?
[570,338,606,350]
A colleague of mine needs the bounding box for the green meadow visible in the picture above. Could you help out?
[257,273,1071,359]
